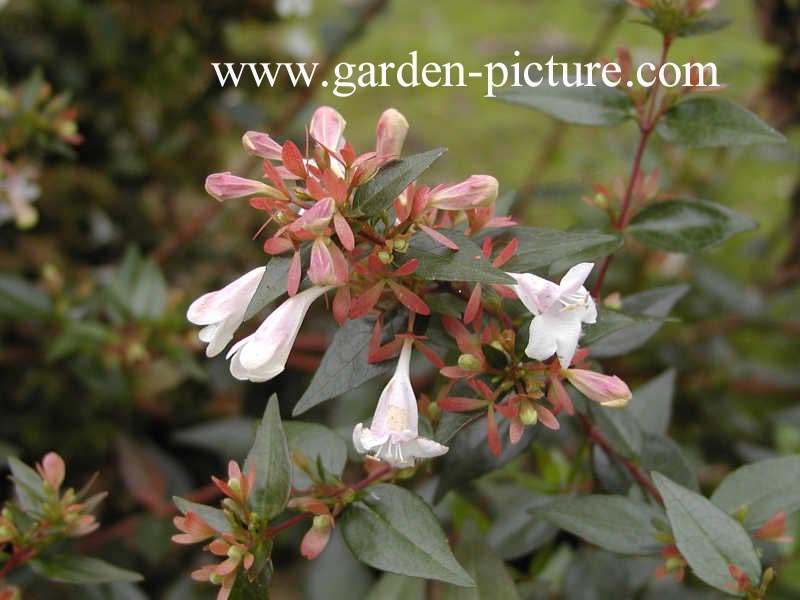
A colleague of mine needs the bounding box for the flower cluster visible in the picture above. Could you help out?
[188,106,631,471]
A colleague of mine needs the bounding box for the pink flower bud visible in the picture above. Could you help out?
[564,369,632,408]
[227,285,333,382]
[289,197,334,237]
[300,517,332,559]
[375,108,409,159]
[310,106,346,152]
[205,172,277,202]
[241,131,283,160]
[36,452,65,491]
[172,511,218,544]
[308,238,348,286]
[428,175,499,211]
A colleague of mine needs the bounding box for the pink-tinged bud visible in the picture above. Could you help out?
[172,511,218,544]
[564,369,632,408]
[300,516,332,559]
[310,106,346,152]
[428,175,499,211]
[36,452,65,491]
[289,197,335,237]
[308,238,338,286]
[242,131,283,160]
[205,172,278,202]
[375,108,409,159]
[227,285,333,382]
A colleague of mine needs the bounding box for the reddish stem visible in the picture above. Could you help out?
[580,414,663,505]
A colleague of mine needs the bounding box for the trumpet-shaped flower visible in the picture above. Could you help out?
[508,262,597,369]
[353,339,448,467]
[187,267,266,357]
[227,285,332,382]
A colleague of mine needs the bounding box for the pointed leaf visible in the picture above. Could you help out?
[284,421,347,489]
[656,98,785,147]
[173,497,231,533]
[244,395,291,519]
[243,257,292,320]
[354,148,447,216]
[498,83,634,126]
[653,472,761,595]
[340,483,474,587]
[29,555,143,584]
[628,198,756,254]
[628,369,676,436]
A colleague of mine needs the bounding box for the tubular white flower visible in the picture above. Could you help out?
[226,285,332,382]
[187,267,265,357]
[352,339,448,468]
[508,262,597,369]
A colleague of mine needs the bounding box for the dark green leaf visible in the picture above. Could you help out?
[243,257,293,321]
[173,496,231,532]
[440,520,520,599]
[656,98,785,147]
[365,573,425,600]
[340,483,473,587]
[284,421,347,489]
[244,395,291,519]
[582,307,666,348]
[29,555,143,584]
[229,561,273,600]
[586,401,643,460]
[589,285,689,357]
[537,495,664,555]
[293,317,394,415]
[0,274,52,320]
[497,83,635,126]
[710,455,800,531]
[406,230,514,285]
[434,417,536,502]
[481,483,557,560]
[679,17,732,37]
[628,199,756,254]
[307,531,375,600]
[486,227,622,275]
[354,147,447,216]
[653,473,761,594]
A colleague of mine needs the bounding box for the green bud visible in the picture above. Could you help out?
[209,573,223,585]
[227,545,245,559]
[312,514,332,530]
[377,250,392,264]
[427,401,441,421]
[227,478,241,496]
[519,400,539,426]
[593,193,609,209]
[733,505,749,523]
[457,353,482,371]
[665,557,682,571]
[394,238,408,252]
[0,526,14,539]
[340,489,357,505]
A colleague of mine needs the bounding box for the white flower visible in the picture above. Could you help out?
[187,266,265,357]
[353,339,448,467]
[508,262,597,369]
[227,285,332,382]
[0,167,41,229]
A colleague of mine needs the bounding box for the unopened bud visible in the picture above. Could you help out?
[377,251,392,264]
[340,489,357,505]
[227,545,245,559]
[519,400,539,425]
[375,108,409,159]
[427,401,441,421]
[394,238,408,252]
[593,193,609,209]
[312,514,332,530]
[733,505,749,523]
[665,557,683,571]
[209,573,223,585]
[428,175,499,211]
[227,478,241,496]
[457,353,482,371]
[762,567,775,587]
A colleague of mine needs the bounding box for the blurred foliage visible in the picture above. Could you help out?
[0,0,799,598]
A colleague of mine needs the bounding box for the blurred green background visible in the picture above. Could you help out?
[1,0,799,598]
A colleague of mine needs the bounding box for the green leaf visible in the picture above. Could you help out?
[354,147,447,216]
[29,555,143,584]
[537,495,664,555]
[589,285,689,358]
[109,247,167,320]
[365,573,425,600]
[172,417,255,463]
[656,98,785,147]
[582,307,666,349]
[641,433,698,492]
[481,483,557,560]
[284,421,347,489]
[406,230,514,285]
[307,531,375,600]
[485,227,622,275]
[340,483,474,587]
[173,496,231,532]
[8,456,46,512]
[628,198,756,254]
[678,17,732,37]
[440,520,520,599]
[585,401,643,460]
[293,317,394,416]
[434,417,536,502]
[243,257,293,321]
[497,83,635,126]
[244,395,291,519]
[0,274,52,320]
[653,472,762,595]
[628,369,676,436]
[710,455,800,531]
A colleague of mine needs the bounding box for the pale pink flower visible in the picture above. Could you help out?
[375,108,409,159]
[563,369,631,408]
[309,106,346,152]
[35,452,65,491]
[205,172,278,202]
[308,238,347,286]
[227,285,332,382]
[353,339,448,467]
[187,267,265,357]
[508,263,597,369]
[241,131,283,160]
[428,175,498,211]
